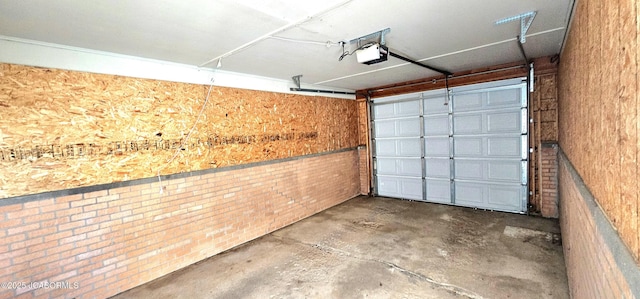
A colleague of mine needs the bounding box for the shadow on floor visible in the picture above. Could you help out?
[112,196,569,299]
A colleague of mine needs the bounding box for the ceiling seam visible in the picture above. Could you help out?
[0,34,200,67]
[314,27,565,85]
[198,0,355,68]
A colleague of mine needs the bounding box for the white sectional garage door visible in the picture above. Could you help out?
[372,78,528,213]
[373,95,424,200]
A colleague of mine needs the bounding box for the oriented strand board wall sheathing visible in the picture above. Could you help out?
[536,74,559,142]
[604,0,622,247]
[558,0,639,260]
[636,0,640,257]
[619,0,639,257]
[357,99,368,146]
[0,64,359,198]
[356,99,371,194]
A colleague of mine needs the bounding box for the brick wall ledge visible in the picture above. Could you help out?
[559,149,640,293]
[0,147,359,207]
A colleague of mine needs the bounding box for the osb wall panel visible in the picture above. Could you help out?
[356,99,368,146]
[0,64,359,198]
[534,74,559,142]
[356,99,371,194]
[558,0,639,261]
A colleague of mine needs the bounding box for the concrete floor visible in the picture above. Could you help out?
[112,196,569,299]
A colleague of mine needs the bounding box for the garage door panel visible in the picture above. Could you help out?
[426,179,451,203]
[453,137,483,156]
[487,111,521,133]
[374,103,396,119]
[377,158,423,177]
[397,159,423,176]
[455,136,521,158]
[397,101,421,116]
[487,185,523,211]
[397,118,421,136]
[454,110,521,135]
[454,182,484,204]
[425,137,450,157]
[453,114,483,134]
[398,139,421,156]
[486,88,521,108]
[374,100,420,119]
[487,137,521,158]
[378,176,422,200]
[453,93,483,111]
[454,87,522,112]
[374,121,396,137]
[377,176,400,196]
[454,160,484,180]
[424,116,449,136]
[425,158,450,178]
[400,179,424,200]
[374,139,397,156]
[455,182,523,212]
[375,138,421,157]
[375,118,421,138]
[376,158,397,175]
[487,160,522,183]
[454,160,522,183]
[423,96,449,115]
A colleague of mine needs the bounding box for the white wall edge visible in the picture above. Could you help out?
[0,35,355,100]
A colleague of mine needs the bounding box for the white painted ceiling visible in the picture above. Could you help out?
[0,0,573,91]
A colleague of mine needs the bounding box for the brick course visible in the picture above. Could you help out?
[358,146,370,195]
[0,149,360,299]
[540,143,559,218]
[559,153,637,298]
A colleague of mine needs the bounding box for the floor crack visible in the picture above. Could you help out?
[271,235,485,299]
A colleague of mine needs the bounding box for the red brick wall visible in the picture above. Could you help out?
[358,147,370,195]
[540,143,558,218]
[0,149,360,299]
[559,152,637,298]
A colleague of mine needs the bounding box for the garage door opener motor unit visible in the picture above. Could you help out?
[356,43,388,64]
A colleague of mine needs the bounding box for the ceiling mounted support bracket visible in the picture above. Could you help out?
[289,87,355,95]
[290,74,355,95]
[496,11,537,43]
[292,75,303,89]
[350,28,391,46]
[516,36,530,65]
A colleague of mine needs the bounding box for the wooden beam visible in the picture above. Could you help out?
[357,55,559,99]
